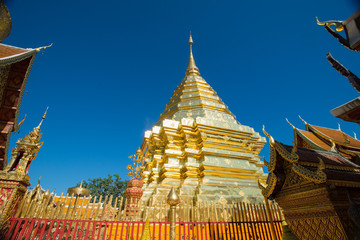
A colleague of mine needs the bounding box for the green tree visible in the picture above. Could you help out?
[77,174,128,199]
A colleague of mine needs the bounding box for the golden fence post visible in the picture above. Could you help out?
[167,187,180,240]
[264,198,278,240]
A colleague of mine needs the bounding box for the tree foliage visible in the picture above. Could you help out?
[77,174,128,198]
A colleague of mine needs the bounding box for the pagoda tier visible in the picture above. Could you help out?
[0,44,41,169]
[288,118,360,165]
[260,126,360,240]
[138,36,267,204]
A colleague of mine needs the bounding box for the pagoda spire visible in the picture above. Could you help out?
[36,106,48,130]
[185,33,200,77]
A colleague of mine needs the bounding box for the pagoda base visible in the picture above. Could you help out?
[141,178,264,204]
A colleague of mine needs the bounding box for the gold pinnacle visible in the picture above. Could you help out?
[37,106,49,129]
[185,33,200,77]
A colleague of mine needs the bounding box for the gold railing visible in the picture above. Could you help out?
[14,190,282,223]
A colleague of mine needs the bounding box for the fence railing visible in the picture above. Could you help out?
[8,190,283,239]
[4,217,283,240]
[15,192,282,223]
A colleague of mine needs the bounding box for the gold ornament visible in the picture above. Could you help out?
[127,149,144,179]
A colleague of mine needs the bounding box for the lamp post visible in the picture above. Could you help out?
[167,187,180,240]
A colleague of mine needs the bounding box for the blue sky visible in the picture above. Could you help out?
[3,0,360,193]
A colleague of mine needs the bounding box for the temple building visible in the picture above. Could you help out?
[260,119,360,240]
[0,1,51,223]
[292,117,360,164]
[0,44,49,224]
[137,35,267,204]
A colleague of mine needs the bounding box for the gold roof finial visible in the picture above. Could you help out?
[316,17,344,32]
[262,125,275,146]
[185,32,200,77]
[286,118,296,129]
[298,115,308,125]
[35,43,53,52]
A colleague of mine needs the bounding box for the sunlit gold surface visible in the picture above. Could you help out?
[166,187,180,206]
[140,218,151,240]
[67,187,90,197]
[0,109,47,182]
[185,33,200,77]
[127,151,145,179]
[138,35,267,204]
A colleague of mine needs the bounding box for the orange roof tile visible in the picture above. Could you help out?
[310,125,360,149]
[0,44,29,58]
[297,129,332,151]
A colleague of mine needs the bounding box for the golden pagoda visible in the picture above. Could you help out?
[138,35,267,203]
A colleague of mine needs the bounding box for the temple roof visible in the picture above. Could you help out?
[331,97,360,124]
[0,45,27,58]
[283,143,360,185]
[296,129,332,151]
[287,118,360,163]
[282,143,359,169]
[0,44,38,65]
[308,124,360,149]
[259,127,360,198]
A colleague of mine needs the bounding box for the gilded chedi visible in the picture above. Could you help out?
[138,35,267,204]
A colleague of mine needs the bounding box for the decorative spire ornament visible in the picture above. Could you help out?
[185,33,200,77]
[36,106,48,129]
[2,108,48,180]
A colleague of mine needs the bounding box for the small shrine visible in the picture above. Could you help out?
[0,109,47,224]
